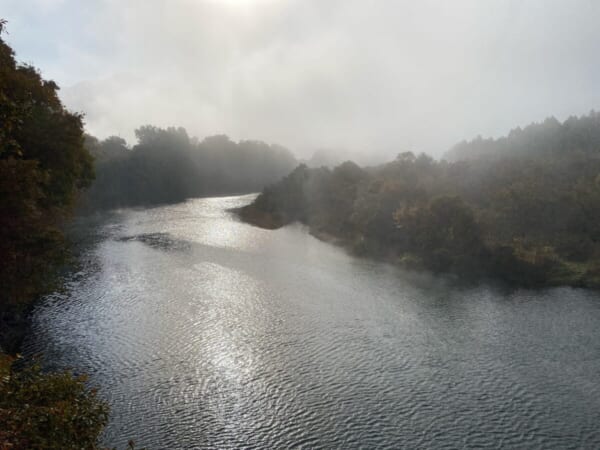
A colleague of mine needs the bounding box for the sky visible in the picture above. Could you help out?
[2,0,600,158]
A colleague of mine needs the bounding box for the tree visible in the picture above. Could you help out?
[393,196,485,272]
[0,20,110,449]
[0,22,93,314]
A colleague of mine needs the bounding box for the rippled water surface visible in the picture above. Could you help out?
[24,195,600,449]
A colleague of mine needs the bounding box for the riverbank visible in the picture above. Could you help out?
[235,202,600,289]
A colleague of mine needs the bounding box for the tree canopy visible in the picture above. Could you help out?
[82,128,298,211]
[0,22,93,313]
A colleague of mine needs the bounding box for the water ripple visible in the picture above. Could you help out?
[21,195,600,449]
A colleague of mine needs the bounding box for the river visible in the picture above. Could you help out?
[23,195,600,449]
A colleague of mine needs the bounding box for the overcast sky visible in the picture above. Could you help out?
[3,0,600,157]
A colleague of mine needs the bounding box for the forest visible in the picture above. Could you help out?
[239,112,600,288]
[82,128,297,211]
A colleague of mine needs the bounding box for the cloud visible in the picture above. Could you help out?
[5,0,600,157]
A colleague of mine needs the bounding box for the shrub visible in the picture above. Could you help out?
[0,354,109,450]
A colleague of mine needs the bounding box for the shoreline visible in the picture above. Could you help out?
[234,204,600,290]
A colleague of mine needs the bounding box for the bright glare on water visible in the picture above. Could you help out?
[23,195,600,449]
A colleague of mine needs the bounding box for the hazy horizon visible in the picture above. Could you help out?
[3,0,600,157]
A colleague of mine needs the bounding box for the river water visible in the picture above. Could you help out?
[23,195,600,449]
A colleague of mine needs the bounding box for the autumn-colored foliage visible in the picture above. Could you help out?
[0,354,109,450]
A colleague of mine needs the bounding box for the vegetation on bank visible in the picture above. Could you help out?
[0,17,95,348]
[239,112,600,288]
[82,127,297,211]
[0,354,109,449]
[0,20,110,448]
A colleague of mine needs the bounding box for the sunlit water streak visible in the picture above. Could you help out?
[23,194,600,449]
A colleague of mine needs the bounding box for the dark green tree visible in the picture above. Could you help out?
[0,20,93,314]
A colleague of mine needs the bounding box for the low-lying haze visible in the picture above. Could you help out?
[3,0,600,157]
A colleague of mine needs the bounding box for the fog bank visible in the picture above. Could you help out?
[4,0,600,157]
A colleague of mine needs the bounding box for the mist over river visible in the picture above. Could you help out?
[23,195,600,449]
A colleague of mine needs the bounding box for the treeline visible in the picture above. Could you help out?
[0,20,111,448]
[239,112,600,288]
[82,127,297,211]
[446,114,600,162]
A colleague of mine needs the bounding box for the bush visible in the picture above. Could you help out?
[0,354,109,450]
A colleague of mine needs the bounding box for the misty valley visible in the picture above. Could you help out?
[3,4,600,449]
